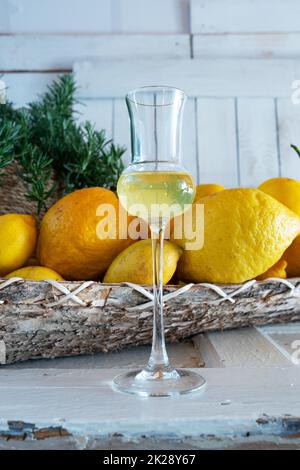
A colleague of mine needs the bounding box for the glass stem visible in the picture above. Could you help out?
[147,224,170,372]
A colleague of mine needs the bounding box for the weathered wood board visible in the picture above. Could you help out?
[1,321,299,449]
[0,34,190,70]
[0,366,300,449]
[0,0,188,34]
[190,0,300,34]
[74,58,299,99]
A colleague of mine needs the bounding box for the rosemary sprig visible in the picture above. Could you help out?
[0,120,20,177]
[62,122,125,193]
[0,74,125,213]
[18,144,57,214]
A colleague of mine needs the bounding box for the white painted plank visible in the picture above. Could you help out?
[2,72,60,107]
[0,0,111,34]
[182,98,198,181]
[191,0,300,33]
[277,98,300,178]
[113,98,131,166]
[193,33,300,59]
[238,98,279,186]
[74,99,113,140]
[258,323,300,365]
[0,367,300,438]
[74,59,298,98]
[258,332,300,366]
[206,328,292,367]
[192,334,225,368]
[196,98,238,187]
[0,0,10,33]
[1,0,188,34]
[0,34,190,71]
[3,341,204,370]
[258,322,300,335]
[271,334,300,365]
[109,0,189,34]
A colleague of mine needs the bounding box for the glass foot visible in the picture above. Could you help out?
[112,368,206,397]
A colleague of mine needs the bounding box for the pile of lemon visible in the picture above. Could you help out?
[1,178,300,285]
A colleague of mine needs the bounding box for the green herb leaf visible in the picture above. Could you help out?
[291,144,300,159]
[0,120,20,177]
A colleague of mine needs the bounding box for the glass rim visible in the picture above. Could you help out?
[126,85,186,107]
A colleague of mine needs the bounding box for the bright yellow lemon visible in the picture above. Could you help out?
[176,188,300,283]
[104,239,182,285]
[0,214,37,277]
[5,266,64,281]
[37,187,135,280]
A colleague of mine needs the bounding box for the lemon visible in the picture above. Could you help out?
[167,184,225,243]
[5,266,64,281]
[283,236,300,277]
[176,188,300,284]
[259,177,300,278]
[256,259,287,281]
[258,177,300,216]
[195,183,225,201]
[104,239,182,285]
[37,187,135,280]
[0,214,37,277]
[167,184,225,248]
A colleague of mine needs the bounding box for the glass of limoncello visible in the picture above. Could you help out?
[113,86,206,397]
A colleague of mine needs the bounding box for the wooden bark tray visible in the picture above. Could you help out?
[0,277,299,365]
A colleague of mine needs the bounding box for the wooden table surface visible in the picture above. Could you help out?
[0,323,300,450]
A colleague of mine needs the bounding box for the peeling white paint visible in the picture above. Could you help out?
[0,367,299,439]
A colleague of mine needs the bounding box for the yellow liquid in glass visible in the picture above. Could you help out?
[117,171,195,222]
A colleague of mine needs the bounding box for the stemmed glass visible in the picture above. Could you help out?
[113,86,206,397]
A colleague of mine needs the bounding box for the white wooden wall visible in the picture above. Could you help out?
[1,0,300,185]
[0,0,189,34]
